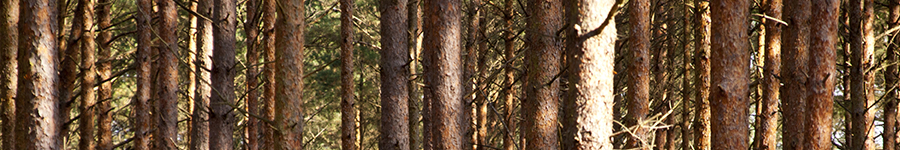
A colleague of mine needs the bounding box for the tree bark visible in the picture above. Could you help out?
[96,0,113,149]
[626,0,650,148]
[0,0,17,149]
[422,0,464,148]
[408,0,423,149]
[154,0,179,148]
[261,0,276,148]
[341,0,358,149]
[782,0,810,148]
[16,1,61,149]
[464,0,484,148]
[850,0,876,148]
[76,0,97,149]
[244,0,260,149]
[191,0,214,149]
[709,0,749,148]
[381,0,411,148]
[563,0,616,148]
[692,0,711,149]
[503,0,517,149]
[523,0,562,149]
[887,0,900,149]
[804,0,837,148]
[210,0,236,148]
[755,0,781,149]
[275,0,305,149]
[133,0,153,149]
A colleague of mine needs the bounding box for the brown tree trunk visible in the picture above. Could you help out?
[782,0,810,148]
[0,0,16,149]
[626,0,650,148]
[133,0,153,149]
[563,0,616,148]
[261,0,276,148]
[408,0,423,149]
[709,0,749,148]
[850,0,876,148]
[887,0,900,149]
[522,0,561,149]
[96,0,113,149]
[76,0,97,149]
[464,0,483,148]
[341,0,358,148]
[692,0,711,149]
[423,0,464,148]
[502,0,517,149]
[275,0,305,149]
[59,0,82,143]
[244,0,260,149]
[680,1,692,148]
[210,0,236,148]
[191,0,214,149]
[381,0,411,149]
[154,0,179,148]
[755,0,781,149]
[804,0,837,148]
[16,1,61,149]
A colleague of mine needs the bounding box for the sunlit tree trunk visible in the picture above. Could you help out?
[133,0,153,149]
[244,0,260,149]
[341,0,358,148]
[709,0,749,148]
[0,0,17,149]
[755,0,781,149]
[850,0,876,148]
[275,0,305,149]
[75,0,97,149]
[502,0,517,149]
[154,0,179,148]
[261,0,276,148]
[191,0,214,149]
[804,0,837,148]
[408,0,423,149]
[16,1,61,149]
[464,0,483,148]
[423,0,464,148]
[626,0,650,148]
[692,0,711,148]
[96,0,113,149]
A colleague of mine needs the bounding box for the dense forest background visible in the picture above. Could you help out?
[3,0,900,149]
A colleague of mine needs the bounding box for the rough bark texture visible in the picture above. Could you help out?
[464,0,484,148]
[503,0,516,149]
[563,0,616,148]
[16,0,61,149]
[76,0,96,149]
[261,0,276,148]
[244,0,260,149]
[58,0,81,142]
[755,0,781,149]
[380,0,411,148]
[210,0,237,148]
[692,0,711,148]
[154,0,179,148]
[804,0,837,148]
[887,0,900,149]
[133,0,152,149]
[422,0,464,148]
[0,0,17,149]
[626,0,650,148]
[523,0,562,149]
[341,0,358,148]
[850,0,876,149]
[191,0,214,149]
[709,0,749,148]
[96,0,113,149]
[781,0,810,148]
[275,0,305,149]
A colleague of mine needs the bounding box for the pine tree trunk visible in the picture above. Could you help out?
[380,0,411,149]
[244,0,260,149]
[886,0,900,149]
[154,0,179,148]
[502,0,517,149]
[191,0,214,149]
[850,0,876,148]
[275,0,305,149]
[0,0,17,149]
[210,0,236,148]
[423,0,464,148]
[261,0,276,148]
[692,0,711,148]
[59,0,83,142]
[16,1,61,149]
[755,0,781,149]
[782,0,810,148]
[76,0,97,149]
[408,0,423,149]
[523,0,561,149]
[804,0,837,148]
[96,0,113,149]
[341,0,358,148]
[626,0,650,148]
[133,0,153,149]
[709,0,750,148]
[464,0,484,148]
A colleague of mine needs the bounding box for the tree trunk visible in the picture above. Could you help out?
[275,0,305,149]
[244,0,260,149]
[755,0,781,149]
[692,0,711,149]
[59,0,83,142]
[502,0,517,149]
[850,0,876,148]
[381,0,411,148]
[464,0,484,148]
[523,0,562,149]
[96,0,113,149]
[782,0,810,148]
[804,0,837,148]
[423,0,464,148]
[154,0,179,148]
[341,0,358,148]
[261,0,276,148]
[16,1,61,149]
[626,0,650,148]
[886,0,900,149]
[191,0,214,149]
[563,0,616,148]
[210,0,236,148]
[76,0,97,149]
[709,0,750,148]
[408,0,423,149]
[133,0,153,149]
[0,0,17,149]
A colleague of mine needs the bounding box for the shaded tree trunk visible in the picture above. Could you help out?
[755,0,781,149]
[850,0,876,148]
[804,0,837,148]
[503,0,517,149]
[464,0,484,148]
[341,0,358,148]
[191,0,214,149]
[423,0,464,148]
[523,0,562,149]
[380,0,411,148]
[210,0,237,148]
[782,0,810,148]
[261,0,276,148]
[154,0,179,148]
[626,0,650,148]
[692,0,711,148]
[244,0,260,149]
[96,0,113,149]
[0,0,17,149]
[275,0,305,148]
[76,0,97,149]
[16,1,61,149]
[709,0,750,148]
[133,0,153,149]
[407,0,423,149]
[886,0,900,149]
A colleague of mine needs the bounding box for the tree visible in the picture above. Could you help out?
[0,0,17,148]
[154,0,179,148]
[754,0,781,149]
[191,0,214,149]
[502,0,517,149]
[850,0,876,148]
[244,0,261,149]
[626,0,650,148]
[423,0,464,148]
[275,0,305,148]
[210,0,237,148]
[407,0,423,149]
[16,0,62,149]
[562,0,616,148]
[261,0,276,148]
[133,0,153,149]
[75,0,97,149]
[96,0,114,149]
[804,0,837,148]
[886,0,900,149]
[709,0,750,148]
[692,0,711,148]
[341,0,358,148]
[781,0,810,148]
[523,0,562,149]
[380,0,411,148]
